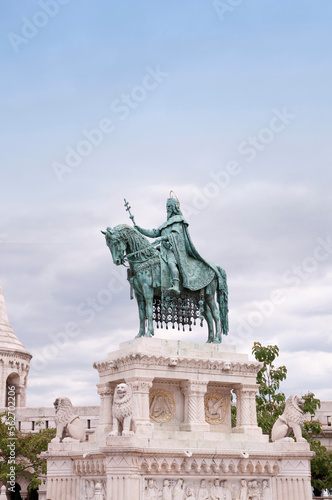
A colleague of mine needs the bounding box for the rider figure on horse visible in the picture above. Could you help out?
[134,195,215,296]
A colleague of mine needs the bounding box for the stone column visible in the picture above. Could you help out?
[16,385,26,408]
[15,385,23,408]
[17,478,30,500]
[19,371,29,407]
[126,378,153,436]
[96,383,114,437]
[180,380,209,432]
[233,385,260,433]
[19,385,27,407]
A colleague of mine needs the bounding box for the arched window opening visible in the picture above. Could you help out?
[6,373,20,407]
[10,482,22,500]
[9,483,38,499]
[28,488,38,499]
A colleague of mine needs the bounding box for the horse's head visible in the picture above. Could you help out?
[101,225,128,266]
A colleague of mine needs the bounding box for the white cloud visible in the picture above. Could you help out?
[2,180,331,406]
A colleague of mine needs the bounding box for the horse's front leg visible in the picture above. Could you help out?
[142,285,154,337]
[146,299,154,337]
[135,293,146,338]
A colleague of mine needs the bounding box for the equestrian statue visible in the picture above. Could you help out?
[101,194,229,343]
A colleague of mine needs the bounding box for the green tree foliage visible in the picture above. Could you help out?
[252,343,332,495]
[302,393,332,496]
[230,391,236,427]
[252,342,287,436]
[0,414,55,491]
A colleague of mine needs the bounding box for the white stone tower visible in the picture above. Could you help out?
[0,281,31,407]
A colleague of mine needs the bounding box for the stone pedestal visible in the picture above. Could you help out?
[44,338,314,500]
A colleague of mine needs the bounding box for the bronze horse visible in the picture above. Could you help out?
[102,224,228,343]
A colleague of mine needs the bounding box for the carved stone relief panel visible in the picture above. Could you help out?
[143,477,272,500]
[74,458,105,475]
[81,478,106,500]
[149,381,183,426]
[204,384,232,428]
[204,392,227,425]
[149,389,175,423]
[139,456,280,476]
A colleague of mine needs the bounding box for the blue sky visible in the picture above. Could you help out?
[1,1,332,406]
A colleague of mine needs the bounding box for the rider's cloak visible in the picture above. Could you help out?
[158,215,216,291]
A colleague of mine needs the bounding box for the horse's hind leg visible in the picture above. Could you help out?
[135,293,146,338]
[206,283,222,343]
[204,306,214,343]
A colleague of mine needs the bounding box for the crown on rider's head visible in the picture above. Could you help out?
[167,191,180,208]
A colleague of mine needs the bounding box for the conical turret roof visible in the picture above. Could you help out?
[0,281,32,358]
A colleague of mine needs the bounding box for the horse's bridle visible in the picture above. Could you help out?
[111,229,158,266]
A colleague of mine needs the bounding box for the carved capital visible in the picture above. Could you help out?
[235,385,258,397]
[181,380,208,396]
[127,379,153,394]
[15,385,24,396]
[97,383,114,397]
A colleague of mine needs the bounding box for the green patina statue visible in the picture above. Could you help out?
[134,197,216,297]
[102,194,229,343]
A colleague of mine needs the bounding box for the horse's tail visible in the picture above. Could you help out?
[216,266,229,336]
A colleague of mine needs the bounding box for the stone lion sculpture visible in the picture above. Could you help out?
[271,395,306,442]
[51,397,86,443]
[109,383,136,437]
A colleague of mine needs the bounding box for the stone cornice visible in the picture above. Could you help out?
[0,351,31,366]
[93,353,262,377]
[45,447,314,480]
[44,447,314,461]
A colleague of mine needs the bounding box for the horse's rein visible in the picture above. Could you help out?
[124,246,158,265]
